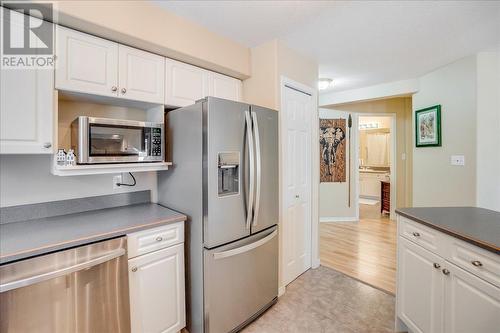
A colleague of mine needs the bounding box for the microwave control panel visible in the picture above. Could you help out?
[151,128,162,157]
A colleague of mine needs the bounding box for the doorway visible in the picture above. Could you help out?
[318,97,413,295]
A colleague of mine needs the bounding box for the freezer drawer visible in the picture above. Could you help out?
[204,226,278,333]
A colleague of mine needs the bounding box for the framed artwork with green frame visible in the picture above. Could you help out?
[415,105,441,147]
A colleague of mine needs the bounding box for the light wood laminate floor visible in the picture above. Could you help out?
[320,203,397,294]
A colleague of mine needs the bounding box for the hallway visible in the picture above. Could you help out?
[319,204,397,294]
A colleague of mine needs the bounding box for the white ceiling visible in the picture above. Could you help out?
[153,1,500,93]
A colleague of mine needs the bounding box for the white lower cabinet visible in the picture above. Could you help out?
[444,264,500,333]
[397,217,500,333]
[398,238,444,333]
[128,225,185,333]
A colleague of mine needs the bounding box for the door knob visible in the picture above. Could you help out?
[131,267,137,272]
[442,268,450,276]
[111,86,118,92]
[121,88,127,94]
[433,263,441,269]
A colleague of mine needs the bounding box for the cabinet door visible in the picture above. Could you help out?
[398,237,445,333]
[128,244,185,333]
[55,26,118,97]
[0,10,54,154]
[165,59,208,107]
[209,72,242,102]
[444,263,500,333]
[118,45,165,104]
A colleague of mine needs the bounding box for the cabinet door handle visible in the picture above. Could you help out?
[131,267,137,272]
[433,263,441,269]
[471,260,483,267]
[43,142,52,148]
[156,236,163,242]
[412,232,421,237]
[442,268,450,275]
[121,88,127,94]
[111,86,118,92]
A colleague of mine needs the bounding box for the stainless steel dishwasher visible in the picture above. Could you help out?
[0,237,131,333]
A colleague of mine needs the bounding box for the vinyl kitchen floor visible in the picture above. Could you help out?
[241,266,395,333]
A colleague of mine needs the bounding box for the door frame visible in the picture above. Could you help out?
[356,112,397,220]
[279,76,319,295]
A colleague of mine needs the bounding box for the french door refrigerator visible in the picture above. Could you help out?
[158,97,279,333]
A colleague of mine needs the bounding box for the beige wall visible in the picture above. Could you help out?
[38,1,250,78]
[476,51,500,211]
[242,39,318,110]
[412,56,477,207]
[333,97,413,209]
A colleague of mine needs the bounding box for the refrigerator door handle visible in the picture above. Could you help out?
[251,112,261,227]
[245,110,255,230]
[212,230,277,260]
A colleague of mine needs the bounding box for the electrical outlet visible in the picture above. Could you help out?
[113,174,122,189]
[450,155,465,166]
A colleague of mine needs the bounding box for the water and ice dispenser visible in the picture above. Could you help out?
[218,152,240,196]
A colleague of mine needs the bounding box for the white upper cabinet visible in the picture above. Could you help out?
[0,10,54,154]
[56,27,165,104]
[209,72,242,102]
[118,45,165,104]
[165,59,208,107]
[56,26,119,97]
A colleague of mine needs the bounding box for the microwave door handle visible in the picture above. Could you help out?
[245,110,255,230]
[251,112,261,227]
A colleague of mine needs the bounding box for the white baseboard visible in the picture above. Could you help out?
[320,216,358,223]
[312,258,321,269]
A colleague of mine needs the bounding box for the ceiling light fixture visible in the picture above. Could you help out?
[318,78,333,90]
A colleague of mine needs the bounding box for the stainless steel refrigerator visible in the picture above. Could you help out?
[158,97,279,333]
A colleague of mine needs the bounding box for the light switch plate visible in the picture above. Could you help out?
[450,155,465,166]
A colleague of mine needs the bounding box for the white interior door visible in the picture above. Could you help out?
[282,84,312,286]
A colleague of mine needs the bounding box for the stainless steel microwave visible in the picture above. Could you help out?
[71,116,164,164]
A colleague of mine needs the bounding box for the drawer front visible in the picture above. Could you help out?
[399,216,445,256]
[128,222,184,258]
[446,237,500,287]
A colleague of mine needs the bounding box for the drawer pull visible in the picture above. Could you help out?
[442,268,450,276]
[131,267,137,272]
[471,260,483,267]
[156,236,163,242]
[412,232,421,237]
[433,263,441,269]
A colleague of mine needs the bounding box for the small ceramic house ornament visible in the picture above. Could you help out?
[66,149,76,166]
[56,149,66,166]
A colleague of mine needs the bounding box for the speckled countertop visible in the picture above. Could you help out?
[0,203,186,264]
[396,207,500,254]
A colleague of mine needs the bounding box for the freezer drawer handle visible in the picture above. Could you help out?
[0,248,126,293]
[213,230,277,260]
